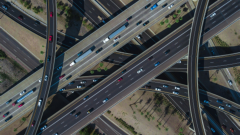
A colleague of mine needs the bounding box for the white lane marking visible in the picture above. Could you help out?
[210,62,214,63]
[180,102,182,104]
[96,102,99,105]
[94,98,97,101]
[107,3,110,6]
[105,90,108,93]
[177,45,181,48]
[84,105,88,108]
[108,94,111,96]
[174,42,178,45]
[6,38,9,40]
[92,8,95,11]
[119,86,122,88]
[61,121,64,124]
[88,10,92,14]
[64,125,67,127]
[224,13,228,16]
[212,21,216,24]
[12,10,14,12]
[49,130,52,132]
[14,49,17,52]
[130,78,134,80]
[2,40,6,43]
[237,58,240,60]
[235,5,238,8]
[128,74,131,77]
[25,58,28,61]
[17,47,20,49]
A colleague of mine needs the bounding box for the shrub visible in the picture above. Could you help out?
[177,9,181,14]
[14,128,17,132]
[107,110,111,114]
[39,60,43,63]
[141,112,144,115]
[167,24,171,28]
[173,14,177,18]
[179,127,183,132]
[158,122,162,125]
[160,21,164,25]
[24,1,29,7]
[176,19,179,23]
[33,7,40,14]
[104,67,108,71]
[165,127,169,131]
[97,68,101,72]
[43,0,46,4]
[27,4,31,9]
[65,24,69,29]
[39,7,43,13]
[165,19,169,23]
[180,17,183,21]
[57,13,60,17]
[115,117,137,135]
[152,116,155,120]
[0,50,7,58]
[20,0,25,4]
[40,51,44,54]
[99,63,103,67]
[90,70,94,74]
[21,117,26,122]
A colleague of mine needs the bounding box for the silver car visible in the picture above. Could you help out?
[219,106,224,110]
[44,75,48,81]
[20,90,26,95]
[137,68,143,74]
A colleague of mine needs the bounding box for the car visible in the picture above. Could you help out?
[70,110,76,115]
[47,55,51,61]
[5,115,12,122]
[163,85,168,88]
[226,103,232,107]
[210,13,216,18]
[54,133,58,135]
[20,90,26,95]
[145,3,151,9]
[168,4,174,9]
[66,75,72,80]
[96,47,103,54]
[211,50,215,55]
[3,112,9,118]
[229,109,235,114]
[2,5,8,10]
[155,87,161,91]
[6,99,12,105]
[114,36,120,42]
[165,49,170,54]
[77,85,83,88]
[148,56,153,61]
[143,21,149,26]
[113,42,119,47]
[18,103,24,108]
[122,69,126,73]
[136,20,142,25]
[87,108,94,114]
[40,125,47,131]
[155,62,160,66]
[78,52,83,56]
[93,79,98,82]
[137,68,143,74]
[177,60,181,63]
[59,88,65,92]
[150,4,158,10]
[162,3,168,8]
[228,80,232,86]
[211,128,215,133]
[59,74,65,80]
[49,35,53,43]
[118,77,123,82]
[57,66,63,70]
[18,15,23,20]
[39,78,42,82]
[103,98,109,103]
[222,124,226,129]
[219,106,224,110]
[75,112,81,117]
[173,91,179,95]
[44,75,48,81]
[175,86,180,90]
[69,81,74,85]
[38,99,42,106]
[136,35,141,39]
[145,85,151,89]
[204,100,210,104]
[83,95,89,100]
[50,12,53,17]
[35,20,40,25]
[32,120,35,127]
[217,99,223,103]
[126,16,132,21]
[80,80,87,84]
[230,128,234,133]
[205,28,210,33]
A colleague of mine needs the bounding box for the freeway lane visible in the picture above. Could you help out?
[187,0,209,134]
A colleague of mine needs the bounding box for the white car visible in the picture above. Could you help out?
[173,91,179,95]
[40,125,47,131]
[228,80,232,86]
[113,36,120,42]
[80,81,87,84]
[177,60,181,63]
[39,78,42,82]
[93,79,97,82]
[155,88,161,91]
[137,68,143,74]
[136,35,141,39]
[210,13,216,18]
[44,75,48,81]
[219,106,224,110]
[103,98,109,103]
[38,99,42,106]
[211,128,215,133]
[20,90,26,95]
[175,86,180,90]
[226,104,232,107]
[168,4,174,9]
[77,85,82,88]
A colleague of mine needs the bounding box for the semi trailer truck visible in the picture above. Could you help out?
[70,49,93,66]
[103,24,127,43]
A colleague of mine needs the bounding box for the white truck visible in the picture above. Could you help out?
[70,49,92,66]
[103,25,127,43]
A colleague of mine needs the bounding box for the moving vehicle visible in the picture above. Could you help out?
[210,13,216,17]
[103,25,127,43]
[163,85,168,88]
[59,88,65,92]
[98,15,105,23]
[168,4,174,9]
[226,103,232,107]
[12,90,34,106]
[18,15,23,20]
[96,47,103,54]
[204,100,209,104]
[143,21,149,26]
[83,95,89,100]
[136,35,141,39]
[59,74,65,79]
[217,99,223,103]
[44,75,48,81]
[122,69,126,73]
[75,112,81,117]
[87,108,94,114]
[118,78,123,82]
[5,116,12,122]
[57,66,62,70]
[222,124,226,129]
[205,28,210,33]
[136,20,142,25]
[113,36,120,42]
[50,12,53,17]
[78,52,83,56]
[175,86,180,90]
[49,35,53,43]
[3,112,9,118]
[35,21,40,25]
[151,0,166,10]
[173,91,179,95]
[40,125,47,131]
[145,85,151,89]
[70,110,76,115]
[137,68,143,74]
[165,49,170,54]
[6,99,12,105]
[18,103,24,108]
[70,49,93,66]
[219,106,224,110]
[230,128,234,133]
[155,62,160,66]
[39,78,41,82]
[103,98,109,103]
[77,85,83,88]
[32,120,35,127]
[148,56,153,61]
[155,88,161,91]
[20,90,26,95]
[211,128,215,133]
[113,42,119,47]
[80,81,87,84]
[162,3,168,8]
[145,3,151,9]
[2,5,8,10]
[38,99,42,106]
[66,75,72,80]
[126,16,132,21]
[69,81,74,85]
[93,79,98,82]
[47,56,51,61]
[228,80,232,86]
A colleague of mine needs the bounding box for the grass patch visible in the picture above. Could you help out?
[115,117,137,135]
[0,72,15,82]
[7,57,27,73]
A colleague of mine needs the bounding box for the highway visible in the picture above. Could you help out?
[24,0,57,134]
[0,28,40,71]
[0,0,76,47]
[187,0,209,134]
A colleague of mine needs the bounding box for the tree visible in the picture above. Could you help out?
[177,9,181,14]
[141,112,144,115]
[90,70,94,74]
[165,127,169,131]
[160,21,164,25]
[20,0,24,4]
[21,117,26,122]
[14,128,17,132]
[39,60,43,63]
[180,17,183,21]
[43,0,46,4]
[39,7,43,13]
[158,122,162,126]
[173,14,177,18]
[40,51,44,54]
[179,127,183,132]
[97,68,101,72]
[176,19,179,23]
[167,24,171,28]
[165,19,169,23]
[99,62,103,67]
[104,67,108,71]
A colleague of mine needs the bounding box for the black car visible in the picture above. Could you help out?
[122,69,126,73]
[66,75,72,80]
[113,42,119,47]
[96,47,103,54]
[70,110,76,115]
[75,112,81,117]
[143,21,149,26]
[145,85,151,89]
[145,3,151,9]
[165,49,170,54]
[87,108,94,114]
[6,99,12,105]
[5,115,13,122]
[35,21,40,25]
[229,109,235,114]
[69,81,74,85]
[162,3,168,8]
[47,56,51,61]
[136,20,142,26]
[126,16,132,21]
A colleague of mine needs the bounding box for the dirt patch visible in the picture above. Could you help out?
[0,56,27,94]
[104,91,192,135]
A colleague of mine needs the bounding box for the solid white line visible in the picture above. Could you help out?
[2,40,6,43]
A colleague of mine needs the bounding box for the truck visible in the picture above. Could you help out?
[150,0,166,10]
[12,90,34,106]
[70,49,93,66]
[103,25,127,43]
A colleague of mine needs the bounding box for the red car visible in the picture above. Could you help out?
[18,15,23,20]
[59,74,65,80]
[50,12,53,17]
[18,103,24,108]
[49,35,53,43]
[118,77,123,82]
[32,120,35,127]
[221,124,226,129]
[230,128,234,133]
